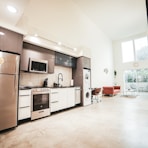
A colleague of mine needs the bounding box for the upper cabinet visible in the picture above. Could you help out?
[82,56,91,69]
[0,27,23,54]
[55,52,77,68]
[20,42,55,73]
[78,56,91,69]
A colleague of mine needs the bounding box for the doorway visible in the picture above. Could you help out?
[124,68,148,95]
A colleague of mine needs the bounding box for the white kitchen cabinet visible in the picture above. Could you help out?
[50,88,75,113]
[58,89,67,110]
[18,90,31,120]
[67,88,75,108]
[50,89,59,112]
[75,87,81,104]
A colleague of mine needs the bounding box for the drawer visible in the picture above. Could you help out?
[50,93,59,101]
[50,101,59,112]
[18,107,31,120]
[19,90,31,96]
[19,95,31,108]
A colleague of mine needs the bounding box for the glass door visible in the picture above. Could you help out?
[124,69,148,95]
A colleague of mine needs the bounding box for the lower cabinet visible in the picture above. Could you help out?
[67,88,75,108]
[50,88,75,113]
[18,90,31,120]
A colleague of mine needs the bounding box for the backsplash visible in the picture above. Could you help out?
[19,66,72,87]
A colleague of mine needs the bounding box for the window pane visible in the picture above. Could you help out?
[121,41,134,63]
[134,37,148,61]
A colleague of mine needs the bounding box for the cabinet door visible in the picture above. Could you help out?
[82,57,91,69]
[75,87,81,104]
[21,43,55,73]
[0,27,23,54]
[50,90,60,112]
[18,107,31,120]
[48,58,55,73]
[58,89,67,110]
[19,95,31,108]
[67,88,75,108]
[50,101,59,112]
[55,52,76,68]
[18,90,31,120]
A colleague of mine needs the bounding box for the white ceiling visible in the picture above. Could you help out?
[72,0,148,40]
[0,0,147,40]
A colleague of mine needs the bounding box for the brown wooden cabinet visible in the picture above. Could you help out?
[21,42,55,73]
[0,27,23,54]
[80,56,91,69]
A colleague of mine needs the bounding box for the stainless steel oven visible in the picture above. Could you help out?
[31,87,50,120]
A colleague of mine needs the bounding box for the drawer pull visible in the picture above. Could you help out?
[51,92,58,94]
[51,101,58,103]
[20,95,30,96]
[19,106,30,109]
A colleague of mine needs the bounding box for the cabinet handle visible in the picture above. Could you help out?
[51,101,58,103]
[51,92,58,94]
[19,106,30,109]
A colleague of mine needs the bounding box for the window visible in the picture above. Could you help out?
[121,41,134,63]
[134,37,148,61]
[121,36,148,63]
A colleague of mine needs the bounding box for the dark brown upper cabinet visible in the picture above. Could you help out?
[55,52,77,68]
[0,27,23,54]
[20,42,55,74]
[80,56,91,69]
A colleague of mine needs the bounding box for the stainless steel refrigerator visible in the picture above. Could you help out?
[0,51,20,131]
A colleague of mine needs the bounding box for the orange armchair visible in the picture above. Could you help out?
[102,86,120,96]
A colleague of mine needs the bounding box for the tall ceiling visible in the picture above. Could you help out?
[0,0,147,40]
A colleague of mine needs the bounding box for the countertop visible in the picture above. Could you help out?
[19,86,76,90]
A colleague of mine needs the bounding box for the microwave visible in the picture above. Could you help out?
[29,58,48,73]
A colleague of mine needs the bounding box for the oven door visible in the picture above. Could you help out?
[32,92,49,111]
[31,91,50,120]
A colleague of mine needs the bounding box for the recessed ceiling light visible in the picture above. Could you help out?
[34,33,38,37]
[0,32,5,36]
[7,5,17,13]
[57,42,62,45]
[73,48,77,51]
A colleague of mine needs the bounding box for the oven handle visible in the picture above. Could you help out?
[39,110,44,113]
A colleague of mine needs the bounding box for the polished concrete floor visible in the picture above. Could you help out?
[1,94,148,148]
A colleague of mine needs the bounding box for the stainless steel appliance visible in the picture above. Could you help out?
[31,87,50,120]
[29,58,48,73]
[0,51,20,131]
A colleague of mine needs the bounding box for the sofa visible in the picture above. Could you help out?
[102,86,120,96]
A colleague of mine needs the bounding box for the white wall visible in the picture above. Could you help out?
[90,29,114,88]
[113,31,148,91]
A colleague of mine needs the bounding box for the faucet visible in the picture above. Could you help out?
[58,73,63,87]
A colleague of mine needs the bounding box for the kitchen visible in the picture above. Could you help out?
[0,26,91,132]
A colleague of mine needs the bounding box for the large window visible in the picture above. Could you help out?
[121,36,148,63]
[134,37,148,61]
[121,41,134,63]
